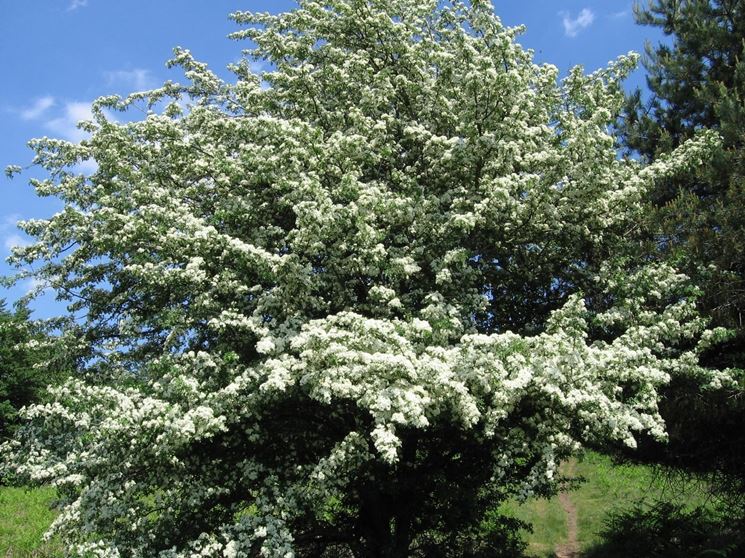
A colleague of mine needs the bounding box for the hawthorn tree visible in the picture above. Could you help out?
[2,1,729,556]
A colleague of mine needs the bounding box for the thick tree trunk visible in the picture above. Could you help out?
[353,437,418,558]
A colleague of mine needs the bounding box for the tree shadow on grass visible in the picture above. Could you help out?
[582,501,743,558]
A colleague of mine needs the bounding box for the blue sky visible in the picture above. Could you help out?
[0,0,664,317]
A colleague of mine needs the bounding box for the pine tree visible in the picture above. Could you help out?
[621,0,745,337]
[619,0,745,516]
[0,299,54,440]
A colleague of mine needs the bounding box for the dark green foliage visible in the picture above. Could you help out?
[623,1,745,154]
[586,502,744,558]
[620,0,745,334]
[0,299,61,441]
[618,0,745,513]
[412,514,529,558]
[635,375,745,510]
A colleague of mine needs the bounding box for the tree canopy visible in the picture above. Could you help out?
[1,1,729,556]
[618,0,745,514]
[0,299,63,444]
[0,300,36,439]
[620,0,745,336]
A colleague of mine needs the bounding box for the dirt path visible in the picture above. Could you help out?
[554,458,580,558]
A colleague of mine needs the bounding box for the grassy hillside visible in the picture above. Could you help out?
[0,452,715,557]
[0,485,60,557]
[501,451,713,556]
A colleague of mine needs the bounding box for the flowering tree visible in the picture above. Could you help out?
[2,1,728,556]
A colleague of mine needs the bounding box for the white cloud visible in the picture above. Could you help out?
[561,8,595,37]
[68,0,88,11]
[24,277,47,296]
[4,233,29,253]
[19,96,55,120]
[609,10,629,19]
[1,215,28,256]
[249,60,268,74]
[75,158,99,175]
[1,214,20,231]
[45,101,94,143]
[104,68,156,92]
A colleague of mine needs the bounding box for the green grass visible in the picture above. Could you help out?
[0,454,713,557]
[500,451,713,556]
[573,452,709,547]
[0,486,60,557]
[500,494,567,556]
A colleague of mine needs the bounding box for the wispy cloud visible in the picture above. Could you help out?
[104,68,155,92]
[45,101,94,143]
[249,60,269,74]
[23,276,48,296]
[12,97,106,172]
[45,103,101,171]
[1,214,27,256]
[561,8,595,37]
[19,96,55,120]
[68,0,88,11]
[609,10,629,19]
[1,214,21,234]
[3,233,30,253]
[75,158,99,174]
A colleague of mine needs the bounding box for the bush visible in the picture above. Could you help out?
[587,501,744,558]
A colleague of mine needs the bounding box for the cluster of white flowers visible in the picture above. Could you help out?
[2,0,732,556]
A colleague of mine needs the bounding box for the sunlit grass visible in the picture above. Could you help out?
[500,451,713,556]
[0,485,61,557]
[0,453,714,557]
